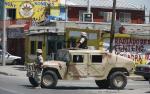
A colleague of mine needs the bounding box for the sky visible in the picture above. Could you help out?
[125,0,150,14]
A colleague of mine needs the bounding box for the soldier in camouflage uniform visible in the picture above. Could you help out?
[34,49,44,86]
[76,32,88,49]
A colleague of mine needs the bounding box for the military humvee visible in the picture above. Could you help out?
[26,49,134,89]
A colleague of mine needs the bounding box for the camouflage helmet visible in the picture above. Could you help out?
[36,49,42,53]
[81,32,87,37]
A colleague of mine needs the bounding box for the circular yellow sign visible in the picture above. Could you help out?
[19,2,34,18]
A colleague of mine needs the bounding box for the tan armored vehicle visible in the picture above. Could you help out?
[26,49,134,89]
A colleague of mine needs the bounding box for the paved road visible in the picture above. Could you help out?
[0,75,149,94]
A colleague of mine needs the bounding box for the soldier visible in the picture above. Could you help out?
[35,49,44,87]
[76,32,88,49]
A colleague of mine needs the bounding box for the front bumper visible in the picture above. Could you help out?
[134,71,150,78]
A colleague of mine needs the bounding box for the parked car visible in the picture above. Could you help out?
[134,62,150,80]
[26,49,134,89]
[0,50,22,65]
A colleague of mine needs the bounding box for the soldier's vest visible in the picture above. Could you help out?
[78,36,88,49]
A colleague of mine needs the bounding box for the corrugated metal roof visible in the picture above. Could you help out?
[60,0,144,10]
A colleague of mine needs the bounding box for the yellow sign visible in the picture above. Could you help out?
[19,2,34,18]
[5,0,60,21]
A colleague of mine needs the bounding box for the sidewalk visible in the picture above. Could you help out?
[0,65,144,80]
[0,65,26,77]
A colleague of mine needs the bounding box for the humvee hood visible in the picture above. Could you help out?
[43,60,66,66]
[117,54,133,62]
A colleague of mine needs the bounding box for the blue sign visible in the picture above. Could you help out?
[46,7,67,21]
[0,0,4,20]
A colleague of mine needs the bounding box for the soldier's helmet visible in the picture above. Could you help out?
[81,32,87,37]
[36,49,42,53]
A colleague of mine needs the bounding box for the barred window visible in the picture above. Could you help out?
[92,55,102,63]
[119,12,131,23]
[73,55,84,63]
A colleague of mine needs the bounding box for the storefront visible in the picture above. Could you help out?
[7,24,29,63]
[25,26,65,63]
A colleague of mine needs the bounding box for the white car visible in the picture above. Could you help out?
[0,50,22,65]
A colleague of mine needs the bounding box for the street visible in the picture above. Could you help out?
[0,75,149,94]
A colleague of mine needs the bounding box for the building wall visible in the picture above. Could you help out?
[68,7,145,24]
[116,10,145,24]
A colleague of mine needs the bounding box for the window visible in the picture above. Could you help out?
[7,9,16,20]
[79,10,86,21]
[30,41,36,55]
[119,12,131,23]
[73,55,84,63]
[99,11,112,22]
[83,13,93,22]
[48,41,54,55]
[92,55,102,63]
[38,41,42,49]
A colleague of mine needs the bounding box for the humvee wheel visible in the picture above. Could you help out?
[41,71,58,88]
[29,77,39,87]
[95,80,109,89]
[109,72,127,89]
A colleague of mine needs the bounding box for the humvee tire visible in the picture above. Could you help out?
[29,77,39,87]
[109,72,127,89]
[95,80,109,89]
[41,70,58,88]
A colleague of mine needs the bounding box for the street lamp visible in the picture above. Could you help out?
[109,0,116,53]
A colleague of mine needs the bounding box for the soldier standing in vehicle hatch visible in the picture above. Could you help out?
[35,49,44,86]
[76,32,88,49]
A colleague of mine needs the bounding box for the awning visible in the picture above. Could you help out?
[7,24,30,32]
[8,24,26,28]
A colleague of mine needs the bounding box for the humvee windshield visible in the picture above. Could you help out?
[56,50,71,62]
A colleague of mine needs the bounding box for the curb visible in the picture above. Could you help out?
[128,76,144,80]
[0,71,16,76]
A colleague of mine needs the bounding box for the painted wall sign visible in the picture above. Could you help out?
[7,28,25,38]
[5,0,61,22]
[115,38,150,65]
[5,2,16,8]
[19,2,34,18]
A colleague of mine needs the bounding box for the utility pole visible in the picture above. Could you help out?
[2,2,6,66]
[87,0,91,13]
[109,0,116,53]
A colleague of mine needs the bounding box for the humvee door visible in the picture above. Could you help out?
[68,53,88,78]
[87,53,106,77]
